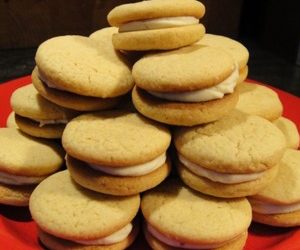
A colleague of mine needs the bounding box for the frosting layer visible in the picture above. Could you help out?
[149,66,239,102]
[119,16,199,32]
[147,223,227,249]
[249,199,300,214]
[0,171,45,185]
[179,154,265,184]
[89,153,166,176]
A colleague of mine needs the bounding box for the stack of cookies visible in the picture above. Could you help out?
[1,0,300,249]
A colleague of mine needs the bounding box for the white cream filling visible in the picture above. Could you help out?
[147,223,227,249]
[179,154,265,184]
[0,171,45,185]
[149,66,239,102]
[74,223,132,245]
[249,199,300,215]
[89,153,166,176]
[119,16,199,32]
[32,118,69,127]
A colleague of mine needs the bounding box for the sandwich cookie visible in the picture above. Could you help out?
[0,128,64,206]
[34,35,134,111]
[32,67,119,112]
[273,117,299,149]
[132,45,239,126]
[62,111,171,196]
[248,149,300,227]
[29,170,140,249]
[235,81,283,121]
[174,111,286,198]
[6,112,18,128]
[107,0,205,51]
[197,34,249,83]
[141,179,252,250]
[11,84,77,139]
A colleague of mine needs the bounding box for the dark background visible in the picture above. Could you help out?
[1,0,299,96]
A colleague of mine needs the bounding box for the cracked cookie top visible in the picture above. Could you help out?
[174,111,286,173]
[62,111,171,167]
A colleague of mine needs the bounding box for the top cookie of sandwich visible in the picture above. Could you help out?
[11,84,76,121]
[35,35,133,98]
[108,0,205,26]
[174,111,286,173]
[107,0,205,51]
[197,34,249,70]
[62,111,171,167]
[133,45,236,92]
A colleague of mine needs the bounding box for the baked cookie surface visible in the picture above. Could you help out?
[249,149,300,227]
[35,35,133,98]
[236,81,283,121]
[108,0,206,51]
[141,179,251,249]
[30,171,140,244]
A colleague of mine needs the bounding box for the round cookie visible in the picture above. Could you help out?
[248,149,300,227]
[273,117,299,149]
[11,84,77,139]
[29,170,140,249]
[197,34,249,71]
[174,111,286,198]
[235,81,283,121]
[108,0,206,51]
[0,128,64,206]
[141,179,252,249]
[132,45,240,126]
[35,35,134,98]
[32,67,120,112]
[6,111,18,128]
[62,111,171,195]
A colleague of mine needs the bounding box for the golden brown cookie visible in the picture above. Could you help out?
[174,111,286,198]
[32,67,120,112]
[236,81,283,121]
[62,111,171,195]
[108,0,206,51]
[30,170,140,249]
[11,84,77,138]
[0,128,64,206]
[273,117,299,149]
[249,149,300,227]
[141,179,251,249]
[132,45,240,126]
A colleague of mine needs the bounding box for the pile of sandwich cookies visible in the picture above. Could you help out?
[1,0,300,249]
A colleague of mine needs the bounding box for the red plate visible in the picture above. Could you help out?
[0,76,300,250]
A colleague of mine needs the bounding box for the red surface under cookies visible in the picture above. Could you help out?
[0,76,300,250]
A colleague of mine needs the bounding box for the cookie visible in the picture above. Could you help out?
[235,81,283,121]
[29,170,140,249]
[62,111,171,195]
[141,179,251,249]
[0,128,64,206]
[273,117,299,149]
[11,84,77,139]
[248,149,300,227]
[32,67,120,112]
[174,111,286,198]
[197,33,249,83]
[34,34,133,111]
[107,0,206,51]
[132,45,239,126]
[6,112,18,128]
